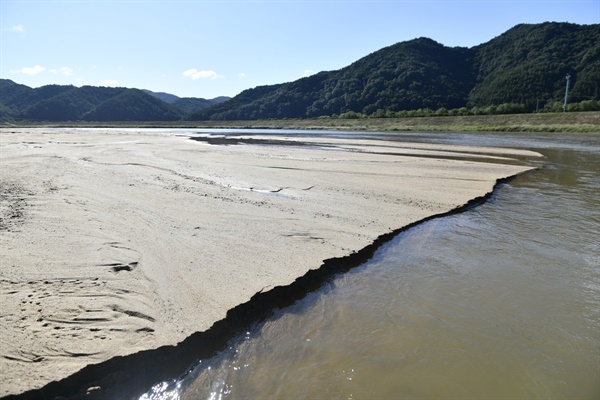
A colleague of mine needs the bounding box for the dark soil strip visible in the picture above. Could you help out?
[189,135,332,148]
[189,136,531,166]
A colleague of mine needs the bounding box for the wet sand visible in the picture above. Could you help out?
[0,128,539,396]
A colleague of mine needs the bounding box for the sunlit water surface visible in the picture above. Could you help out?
[141,131,599,400]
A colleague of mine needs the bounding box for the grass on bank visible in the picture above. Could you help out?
[2,111,599,133]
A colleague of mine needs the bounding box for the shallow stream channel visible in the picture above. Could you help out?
[141,130,599,400]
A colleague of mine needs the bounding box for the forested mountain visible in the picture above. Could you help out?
[0,79,230,121]
[1,22,598,122]
[25,86,129,121]
[190,22,599,120]
[192,38,476,120]
[80,89,182,121]
[0,82,230,121]
[142,89,230,114]
[0,82,178,121]
[170,98,218,115]
[142,89,181,104]
[468,22,600,110]
[0,80,74,116]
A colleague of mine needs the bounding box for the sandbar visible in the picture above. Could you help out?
[0,128,540,396]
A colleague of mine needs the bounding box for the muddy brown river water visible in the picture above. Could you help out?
[140,131,599,400]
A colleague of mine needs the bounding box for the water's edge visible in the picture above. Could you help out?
[3,173,531,400]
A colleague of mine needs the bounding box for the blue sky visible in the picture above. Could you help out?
[1,0,598,99]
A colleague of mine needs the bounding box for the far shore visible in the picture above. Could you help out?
[2,111,599,133]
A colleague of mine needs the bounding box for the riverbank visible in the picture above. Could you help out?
[163,131,599,400]
[2,111,599,133]
[1,128,540,397]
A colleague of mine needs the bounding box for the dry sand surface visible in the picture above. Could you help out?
[0,128,540,396]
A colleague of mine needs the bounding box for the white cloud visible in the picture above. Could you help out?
[98,79,119,87]
[10,25,26,33]
[10,65,46,75]
[183,69,223,80]
[238,72,247,78]
[50,67,74,76]
[301,70,316,78]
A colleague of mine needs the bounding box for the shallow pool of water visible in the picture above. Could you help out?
[141,131,599,400]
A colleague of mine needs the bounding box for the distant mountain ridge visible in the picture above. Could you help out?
[141,89,230,113]
[0,82,230,122]
[1,22,598,122]
[142,89,181,104]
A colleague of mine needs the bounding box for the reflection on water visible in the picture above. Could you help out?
[140,132,599,400]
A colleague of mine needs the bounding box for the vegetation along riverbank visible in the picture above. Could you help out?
[4,111,599,133]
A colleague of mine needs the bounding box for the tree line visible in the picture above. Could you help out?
[331,100,600,119]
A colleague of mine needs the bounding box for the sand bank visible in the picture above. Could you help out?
[0,128,539,396]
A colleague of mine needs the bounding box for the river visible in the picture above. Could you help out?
[140,131,599,400]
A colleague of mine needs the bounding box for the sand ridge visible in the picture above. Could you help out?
[0,128,539,396]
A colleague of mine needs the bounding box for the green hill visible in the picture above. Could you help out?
[190,22,599,120]
[0,82,182,122]
[190,38,475,120]
[171,97,223,115]
[142,89,231,114]
[24,86,127,121]
[469,22,600,110]
[0,80,74,117]
[142,89,180,104]
[0,80,228,121]
[81,89,181,121]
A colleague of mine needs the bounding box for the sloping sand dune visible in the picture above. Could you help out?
[0,128,539,396]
